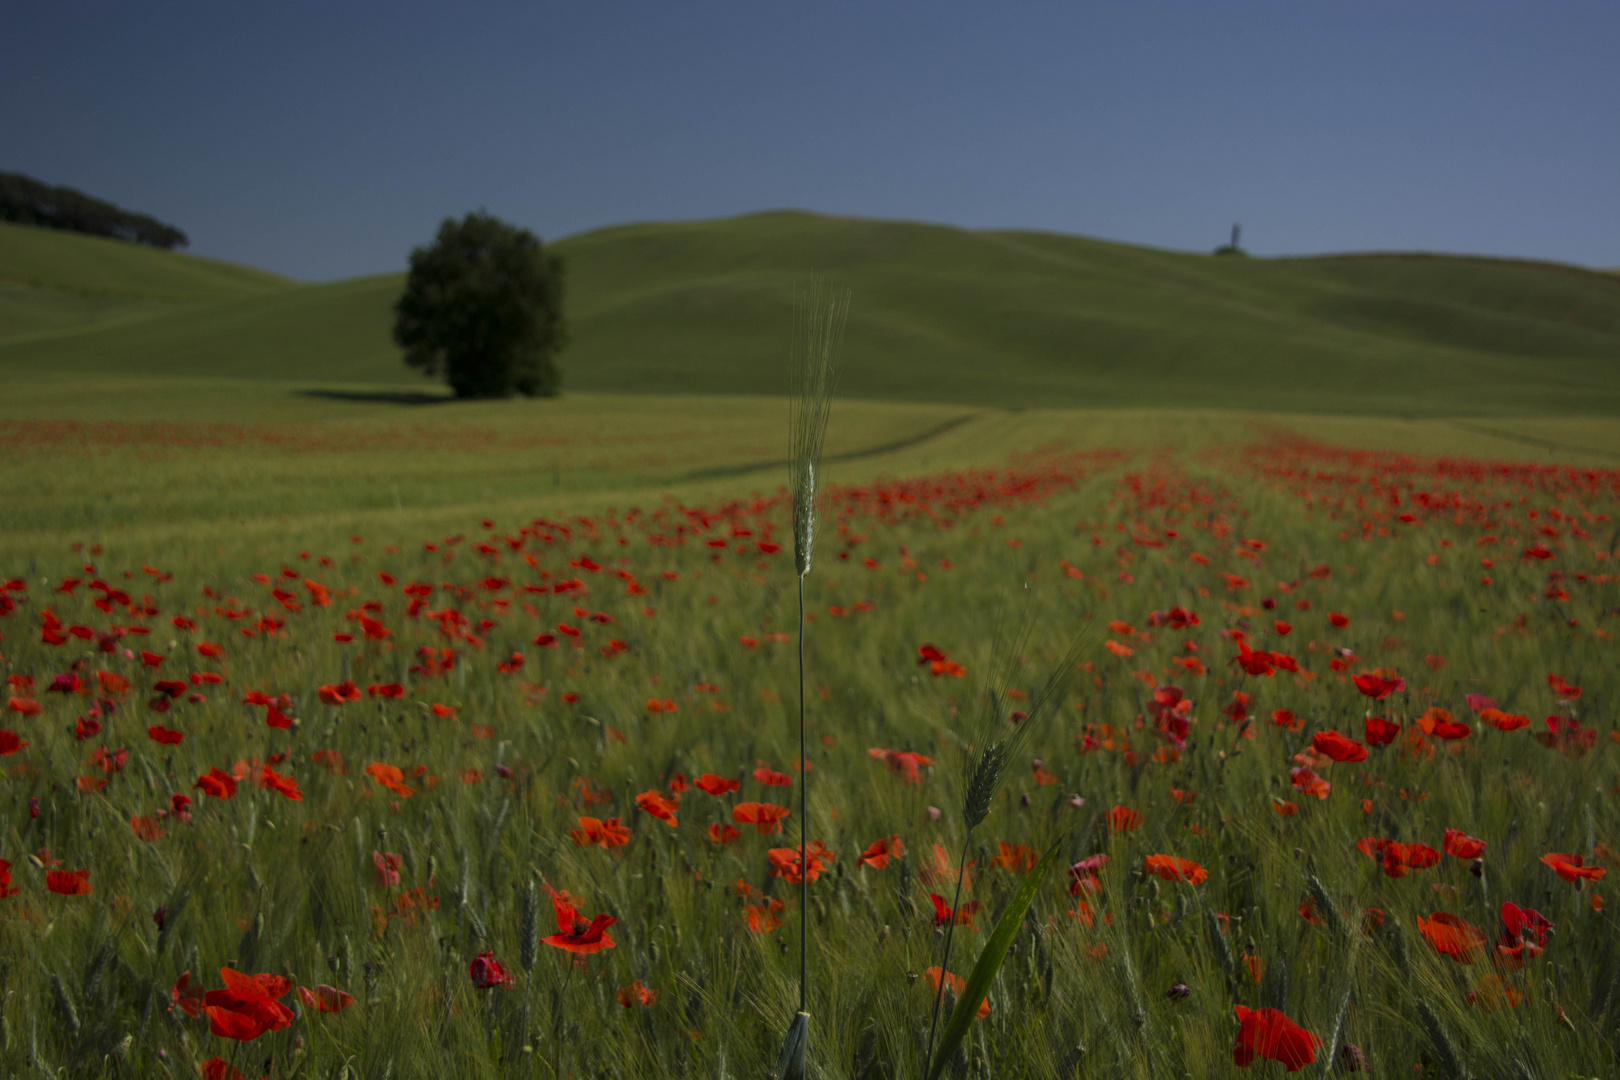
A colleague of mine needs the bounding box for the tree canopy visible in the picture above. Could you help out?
[393,212,567,399]
[0,171,187,249]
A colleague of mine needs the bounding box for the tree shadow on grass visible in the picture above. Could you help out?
[296,389,456,406]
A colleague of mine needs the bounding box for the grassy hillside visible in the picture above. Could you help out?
[0,219,294,345]
[2,212,1616,416]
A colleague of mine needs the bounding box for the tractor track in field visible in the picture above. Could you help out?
[675,412,980,483]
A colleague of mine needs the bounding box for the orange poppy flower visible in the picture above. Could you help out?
[636,790,679,827]
[745,897,784,933]
[1144,854,1208,885]
[1418,911,1485,964]
[732,801,790,835]
[617,980,659,1008]
[925,966,989,1019]
[768,841,835,884]
[858,835,903,870]
[752,767,792,787]
[707,823,739,846]
[1542,852,1606,883]
[1108,805,1144,833]
[571,816,632,849]
[928,893,982,928]
[992,842,1038,873]
[364,762,415,798]
[1479,708,1530,732]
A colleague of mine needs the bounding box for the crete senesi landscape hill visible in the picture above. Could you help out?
[1,210,1618,417]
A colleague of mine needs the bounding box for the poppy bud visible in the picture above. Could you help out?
[28,796,39,819]
[1261,597,1276,610]
[153,905,167,932]
[926,806,941,821]
[1167,983,1191,1000]
[1470,858,1484,878]
[1337,1044,1367,1072]
[1020,793,1032,807]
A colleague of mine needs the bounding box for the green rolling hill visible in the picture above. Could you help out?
[1,212,1616,416]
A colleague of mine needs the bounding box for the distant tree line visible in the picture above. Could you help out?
[0,171,188,249]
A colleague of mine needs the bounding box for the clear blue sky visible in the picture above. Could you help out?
[6,2,1616,281]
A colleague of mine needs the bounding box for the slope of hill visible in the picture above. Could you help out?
[1,212,1616,416]
[0,219,295,344]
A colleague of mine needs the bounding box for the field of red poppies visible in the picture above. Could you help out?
[1,424,1617,1079]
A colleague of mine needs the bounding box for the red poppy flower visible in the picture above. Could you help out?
[257,766,303,801]
[430,703,458,719]
[7,697,43,717]
[1108,805,1144,833]
[0,729,29,755]
[1501,902,1553,947]
[707,823,740,846]
[1443,828,1486,860]
[542,885,617,955]
[928,892,982,928]
[0,858,16,899]
[868,747,935,783]
[368,682,405,700]
[1418,912,1486,964]
[1232,1005,1321,1072]
[203,968,294,1041]
[769,841,835,884]
[696,773,740,796]
[1271,709,1302,731]
[46,868,92,896]
[858,835,903,870]
[468,951,515,989]
[1357,838,1440,877]
[1479,708,1530,732]
[147,725,183,746]
[297,984,354,1013]
[1289,766,1330,800]
[752,767,792,786]
[200,1058,244,1080]
[1417,707,1470,740]
[130,816,165,842]
[317,680,361,706]
[925,967,989,1019]
[196,641,224,659]
[733,801,790,835]
[635,790,679,827]
[170,971,205,1017]
[1311,730,1367,763]
[1363,716,1400,746]
[1144,854,1208,885]
[1328,612,1350,629]
[1542,852,1606,883]
[1351,673,1401,699]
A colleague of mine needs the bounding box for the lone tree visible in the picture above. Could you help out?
[393,212,566,398]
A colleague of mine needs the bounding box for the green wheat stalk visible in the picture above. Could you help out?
[924,608,1094,1076]
[774,277,848,1080]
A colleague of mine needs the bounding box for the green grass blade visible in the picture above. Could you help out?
[926,832,1066,1080]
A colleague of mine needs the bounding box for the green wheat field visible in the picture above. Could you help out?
[1,217,1619,1079]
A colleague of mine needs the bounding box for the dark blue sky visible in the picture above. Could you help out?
[7,2,1617,281]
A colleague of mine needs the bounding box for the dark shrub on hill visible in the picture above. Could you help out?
[0,172,187,249]
[393,212,567,399]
